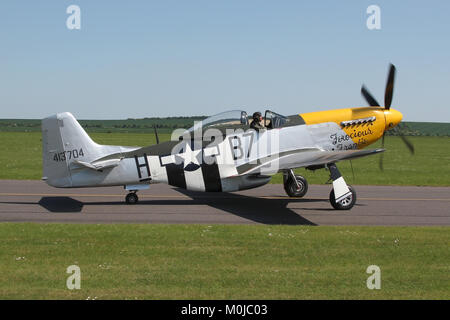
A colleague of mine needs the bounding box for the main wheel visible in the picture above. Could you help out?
[329,185,356,210]
[125,192,139,204]
[284,174,308,198]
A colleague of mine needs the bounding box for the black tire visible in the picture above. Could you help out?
[284,174,308,198]
[329,185,356,210]
[125,193,139,204]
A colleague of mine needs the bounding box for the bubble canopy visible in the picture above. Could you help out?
[188,110,249,132]
[187,109,289,133]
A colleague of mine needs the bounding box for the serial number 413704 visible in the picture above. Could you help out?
[53,148,84,162]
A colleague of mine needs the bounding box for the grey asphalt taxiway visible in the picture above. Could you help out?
[0,180,448,226]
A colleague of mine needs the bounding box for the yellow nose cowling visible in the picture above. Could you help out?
[384,108,403,130]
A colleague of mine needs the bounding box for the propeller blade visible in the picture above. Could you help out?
[399,134,415,154]
[384,64,396,110]
[153,125,160,144]
[361,85,380,107]
[394,125,415,155]
[379,133,385,170]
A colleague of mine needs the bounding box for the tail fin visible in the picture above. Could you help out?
[41,112,103,187]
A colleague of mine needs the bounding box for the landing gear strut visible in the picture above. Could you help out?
[283,169,308,198]
[125,191,139,204]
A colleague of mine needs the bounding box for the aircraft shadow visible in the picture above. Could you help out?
[38,197,84,213]
[0,197,84,213]
[173,189,320,225]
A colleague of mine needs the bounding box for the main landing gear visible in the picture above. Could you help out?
[283,164,356,210]
[327,163,356,210]
[329,185,356,210]
[283,169,308,198]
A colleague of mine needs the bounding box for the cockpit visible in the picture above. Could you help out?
[188,109,288,132]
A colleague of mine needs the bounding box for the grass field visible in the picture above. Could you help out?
[0,132,449,186]
[0,223,448,299]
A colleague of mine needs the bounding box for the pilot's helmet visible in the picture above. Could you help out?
[252,112,262,120]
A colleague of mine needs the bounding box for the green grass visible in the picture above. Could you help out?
[0,132,448,186]
[0,223,448,299]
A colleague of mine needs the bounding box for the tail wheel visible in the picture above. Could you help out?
[125,192,139,205]
[284,174,308,198]
[329,185,356,210]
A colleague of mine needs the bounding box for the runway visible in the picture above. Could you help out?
[0,180,449,226]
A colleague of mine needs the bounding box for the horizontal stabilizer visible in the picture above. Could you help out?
[71,158,122,171]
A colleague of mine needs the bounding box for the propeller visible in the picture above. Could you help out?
[360,64,414,170]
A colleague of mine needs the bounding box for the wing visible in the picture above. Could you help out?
[235,148,385,176]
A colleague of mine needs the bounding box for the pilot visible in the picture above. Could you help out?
[250,112,265,131]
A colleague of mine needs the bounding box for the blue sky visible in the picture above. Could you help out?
[0,1,449,121]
